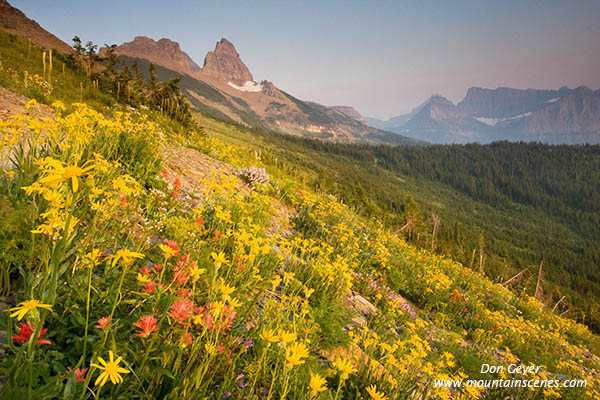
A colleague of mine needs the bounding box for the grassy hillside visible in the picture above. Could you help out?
[0,30,113,107]
[1,27,599,399]
[196,117,600,333]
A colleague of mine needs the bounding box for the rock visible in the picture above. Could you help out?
[346,293,378,327]
[201,38,253,85]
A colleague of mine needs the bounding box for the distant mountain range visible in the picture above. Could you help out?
[366,86,600,144]
[2,0,599,145]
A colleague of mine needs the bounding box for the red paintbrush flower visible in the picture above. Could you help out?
[139,265,152,276]
[67,367,88,382]
[133,315,159,338]
[173,177,182,190]
[95,316,110,329]
[142,281,156,294]
[12,322,51,345]
[169,299,194,324]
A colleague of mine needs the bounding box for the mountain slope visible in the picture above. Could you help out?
[0,0,72,53]
[1,13,599,398]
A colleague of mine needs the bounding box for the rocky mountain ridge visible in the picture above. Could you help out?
[367,86,600,144]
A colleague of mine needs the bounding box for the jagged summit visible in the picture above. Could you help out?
[109,36,255,86]
[201,38,253,85]
[106,36,201,76]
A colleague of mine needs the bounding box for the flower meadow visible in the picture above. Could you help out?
[0,99,599,400]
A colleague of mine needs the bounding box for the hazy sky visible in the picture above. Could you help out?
[11,0,600,119]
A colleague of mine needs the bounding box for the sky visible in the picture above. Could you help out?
[11,0,600,119]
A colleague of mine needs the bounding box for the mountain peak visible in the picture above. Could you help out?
[108,36,201,76]
[429,94,454,106]
[201,38,253,85]
[215,38,235,50]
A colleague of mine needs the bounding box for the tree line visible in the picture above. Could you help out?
[67,36,196,129]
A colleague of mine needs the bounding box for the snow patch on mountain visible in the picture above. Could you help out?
[227,81,263,92]
[546,97,561,103]
[475,112,532,126]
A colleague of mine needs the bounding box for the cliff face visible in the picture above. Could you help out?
[500,87,600,142]
[457,86,573,118]
[0,0,72,53]
[200,38,253,85]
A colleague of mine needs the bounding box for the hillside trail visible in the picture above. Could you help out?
[0,87,53,169]
[0,87,53,120]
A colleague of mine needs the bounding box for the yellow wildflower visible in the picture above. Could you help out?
[38,159,95,192]
[285,342,309,367]
[205,342,217,356]
[211,251,228,266]
[50,100,66,112]
[227,297,242,308]
[136,273,151,283]
[9,299,53,321]
[190,265,206,281]
[219,279,236,298]
[270,275,281,290]
[259,328,279,343]
[108,249,144,267]
[25,99,38,110]
[84,249,103,266]
[91,351,130,387]
[278,329,297,344]
[309,372,327,394]
[159,244,177,258]
[366,384,388,400]
[303,287,315,298]
[333,357,356,380]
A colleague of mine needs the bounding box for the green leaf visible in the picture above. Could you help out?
[154,366,175,380]
[63,374,76,400]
